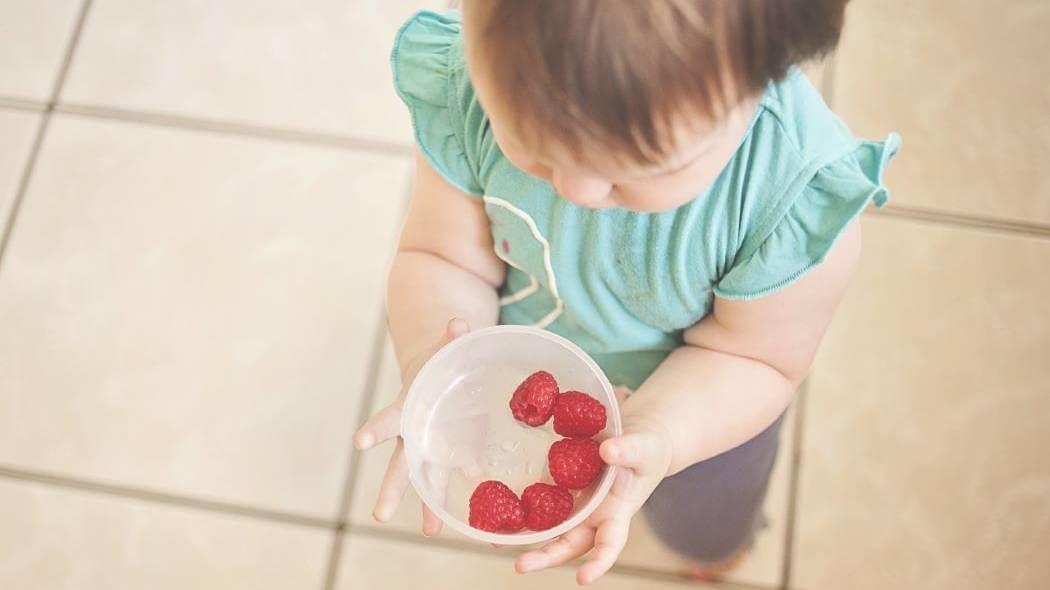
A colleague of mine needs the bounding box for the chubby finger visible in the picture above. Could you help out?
[373,440,409,523]
[577,518,630,585]
[354,402,403,450]
[515,526,595,573]
[421,503,443,537]
[443,317,470,342]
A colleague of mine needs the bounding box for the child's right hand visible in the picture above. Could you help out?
[352,318,471,537]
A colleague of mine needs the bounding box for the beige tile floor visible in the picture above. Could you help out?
[0,0,84,102]
[0,1,1047,589]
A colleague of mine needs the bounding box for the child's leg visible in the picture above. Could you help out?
[642,411,787,564]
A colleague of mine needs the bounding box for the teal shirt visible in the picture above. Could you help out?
[393,11,900,389]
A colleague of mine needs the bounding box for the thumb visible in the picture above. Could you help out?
[443,318,470,343]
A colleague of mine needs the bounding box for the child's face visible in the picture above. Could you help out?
[471,69,758,213]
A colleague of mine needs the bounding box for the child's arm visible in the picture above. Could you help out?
[632,220,861,474]
[516,222,862,584]
[354,150,504,534]
[388,150,504,371]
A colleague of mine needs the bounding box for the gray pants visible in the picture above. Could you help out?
[642,412,786,563]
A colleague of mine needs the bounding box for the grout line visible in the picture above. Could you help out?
[320,307,391,590]
[823,45,1050,240]
[54,106,1050,243]
[609,567,771,590]
[353,523,502,558]
[780,381,809,590]
[0,0,92,273]
[611,562,772,590]
[38,81,1050,244]
[337,175,413,498]
[870,204,1050,239]
[322,173,413,590]
[0,464,336,530]
[320,523,348,590]
[54,102,414,157]
[334,286,395,525]
[333,178,414,530]
[0,114,51,272]
[48,0,93,105]
[320,533,346,590]
[0,96,48,113]
[349,524,775,590]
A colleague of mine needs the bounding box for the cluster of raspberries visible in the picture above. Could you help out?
[468,371,609,533]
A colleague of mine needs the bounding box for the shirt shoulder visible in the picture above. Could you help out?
[391,10,500,196]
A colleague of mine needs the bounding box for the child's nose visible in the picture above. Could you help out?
[551,170,613,207]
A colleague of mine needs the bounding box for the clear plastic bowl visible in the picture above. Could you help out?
[400,325,622,545]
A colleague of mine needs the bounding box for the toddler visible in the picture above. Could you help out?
[354,0,899,583]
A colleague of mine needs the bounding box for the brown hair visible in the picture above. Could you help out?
[463,0,849,166]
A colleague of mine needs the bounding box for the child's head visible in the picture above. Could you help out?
[462,0,848,212]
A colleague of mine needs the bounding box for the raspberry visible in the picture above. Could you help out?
[522,483,574,531]
[553,391,607,438]
[548,438,605,490]
[509,371,560,427]
[468,480,525,533]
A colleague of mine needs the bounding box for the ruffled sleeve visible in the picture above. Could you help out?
[391,11,483,196]
[714,133,901,300]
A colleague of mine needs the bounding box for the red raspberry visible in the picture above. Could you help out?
[553,391,607,438]
[468,480,525,533]
[509,371,560,427]
[548,438,605,490]
[522,483,574,531]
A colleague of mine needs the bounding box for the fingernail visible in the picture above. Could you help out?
[373,506,391,523]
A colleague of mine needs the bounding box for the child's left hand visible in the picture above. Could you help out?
[513,416,673,585]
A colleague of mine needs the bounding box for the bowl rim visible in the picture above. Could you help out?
[399,324,622,545]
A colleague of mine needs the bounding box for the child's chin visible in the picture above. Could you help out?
[619,202,687,214]
[606,193,695,214]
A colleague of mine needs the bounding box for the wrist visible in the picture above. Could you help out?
[619,408,676,479]
[397,348,430,382]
